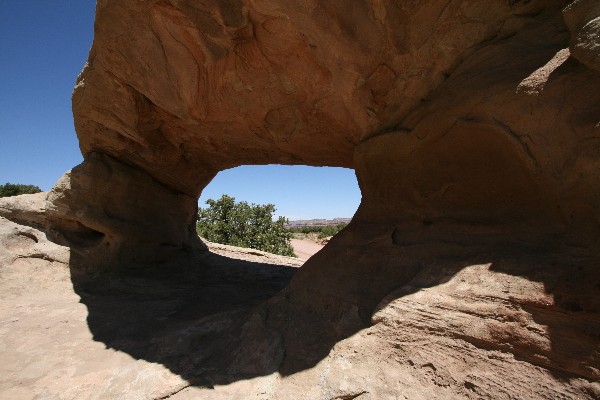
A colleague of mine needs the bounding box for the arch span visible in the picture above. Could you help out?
[8,0,598,387]
[52,0,599,296]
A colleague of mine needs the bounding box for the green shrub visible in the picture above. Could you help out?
[0,183,42,198]
[197,194,296,257]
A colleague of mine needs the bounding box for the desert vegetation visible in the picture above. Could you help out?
[196,195,348,257]
[196,194,295,257]
[287,223,348,239]
[0,182,41,198]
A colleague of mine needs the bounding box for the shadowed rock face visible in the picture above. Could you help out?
[56,0,599,294]
[1,0,599,395]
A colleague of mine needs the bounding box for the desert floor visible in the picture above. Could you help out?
[290,238,324,260]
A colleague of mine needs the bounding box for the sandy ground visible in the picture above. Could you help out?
[290,239,324,260]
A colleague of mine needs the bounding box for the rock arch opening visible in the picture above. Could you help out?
[28,0,598,325]
[197,164,361,260]
[12,0,593,332]
[0,1,598,395]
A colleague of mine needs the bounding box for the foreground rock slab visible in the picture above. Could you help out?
[0,216,298,399]
[1,217,598,399]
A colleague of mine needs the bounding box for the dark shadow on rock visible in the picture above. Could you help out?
[69,250,303,387]
[70,240,600,388]
[69,229,600,387]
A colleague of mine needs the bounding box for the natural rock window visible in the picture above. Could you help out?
[0,1,599,397]
[197,164,361,259]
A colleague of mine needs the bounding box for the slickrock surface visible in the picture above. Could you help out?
[1,216,598,399]
[0,216,297,399]
[1,0,599,398]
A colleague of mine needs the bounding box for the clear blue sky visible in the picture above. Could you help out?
[0,1,361,220]
[200,166,360,220]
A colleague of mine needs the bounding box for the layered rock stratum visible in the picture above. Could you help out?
[1,0,599,398]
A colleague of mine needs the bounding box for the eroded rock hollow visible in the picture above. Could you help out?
[46,0,598,265]
[1,0,599,397]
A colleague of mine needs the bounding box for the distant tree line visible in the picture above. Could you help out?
[0,183,42,198]
[287,224,348,239]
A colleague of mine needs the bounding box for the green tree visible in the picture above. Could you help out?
[0,183,42,198]
[197,194,296,257]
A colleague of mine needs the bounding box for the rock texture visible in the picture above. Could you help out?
[1,0,600,398]
[18,0,597,274]
[1,221,598,399]
[0,217,300,399]
[564,0,600,71]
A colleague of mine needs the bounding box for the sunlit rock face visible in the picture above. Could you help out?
[1,1,599,395]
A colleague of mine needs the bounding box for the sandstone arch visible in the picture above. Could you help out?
[44,0,597,298]
[1,0,599,392]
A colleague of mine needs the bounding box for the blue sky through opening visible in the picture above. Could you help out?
[200,165,361,220]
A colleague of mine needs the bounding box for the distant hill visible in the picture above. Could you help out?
[285,218,351,229]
